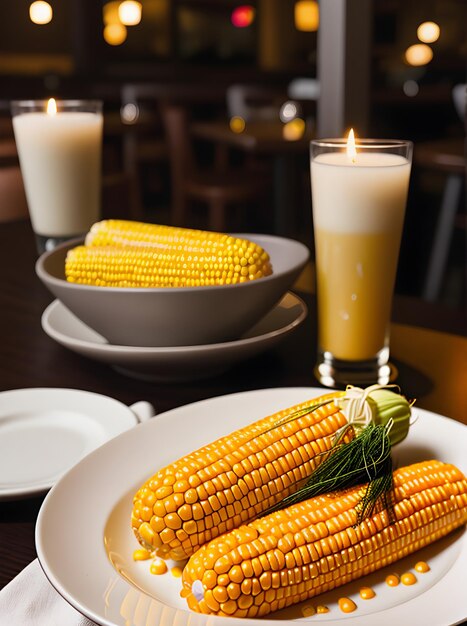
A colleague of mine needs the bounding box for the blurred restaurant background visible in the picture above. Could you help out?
[0,0,465,309]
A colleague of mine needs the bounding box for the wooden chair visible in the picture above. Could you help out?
[120,85,169,219]
[120,82,228,221]
[160,102,270,232]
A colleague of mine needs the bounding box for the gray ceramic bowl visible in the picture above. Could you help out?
[36,234,310,347]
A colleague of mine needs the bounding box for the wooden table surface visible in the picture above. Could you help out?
[0,219,466,598]
[191,119,314,154]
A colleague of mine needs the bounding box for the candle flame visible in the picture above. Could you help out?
[347,128,357,163]
[47,98,57,116]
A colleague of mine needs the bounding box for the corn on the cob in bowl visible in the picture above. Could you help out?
[68,220,273,288]
[132,385,412,561]
[36,220,309,346]
[181,459,467,618]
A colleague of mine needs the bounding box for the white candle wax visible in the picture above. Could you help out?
[312,152,410,233]
[311,151,411,361]
[13,111,103,237]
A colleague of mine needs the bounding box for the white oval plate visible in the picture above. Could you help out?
[36,388,467,626]
[0,388,154,500]
[41,292,307,381]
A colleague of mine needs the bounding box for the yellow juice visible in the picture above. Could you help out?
[311,150,411,366]
[315,228,402,361]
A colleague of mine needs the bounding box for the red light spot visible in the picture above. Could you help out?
[231,5,254,28]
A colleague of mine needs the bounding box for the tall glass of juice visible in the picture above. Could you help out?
[310,135,412,387]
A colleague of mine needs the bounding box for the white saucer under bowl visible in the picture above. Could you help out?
[41,292,307,382]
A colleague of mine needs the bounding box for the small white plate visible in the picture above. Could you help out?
[41,292,307,381]
[36,388,467,626]
[0,388,154,501]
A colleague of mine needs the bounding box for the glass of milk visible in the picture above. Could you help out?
[310,134,412,387]
[11,99,103,254]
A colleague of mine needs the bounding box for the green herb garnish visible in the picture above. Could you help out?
[264,420,395,524]
[259,385,411,522]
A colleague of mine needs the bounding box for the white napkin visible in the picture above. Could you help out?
[0,560,96,626]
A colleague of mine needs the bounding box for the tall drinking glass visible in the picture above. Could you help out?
[11,99,103,254]
[310,137,413,387]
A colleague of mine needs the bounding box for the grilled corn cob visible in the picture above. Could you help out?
[66,220,272,287]
[182,460,467,618]
[132,392,350,560]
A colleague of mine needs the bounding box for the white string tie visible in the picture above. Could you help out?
[338,384,399,430]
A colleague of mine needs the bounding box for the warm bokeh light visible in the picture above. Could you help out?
[29,1,53,25]
[346,128,357,162]
[294,0,319,32]
[405,43,433,66]
[46,98,57,116]
[282,118,305,141]
[104,23,127,45]
[417,21,440,44]
[103,1,121,25]
[229,116,246,133]
[231,6,255,28]
[118,1,142,26]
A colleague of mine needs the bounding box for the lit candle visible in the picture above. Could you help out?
[12,99,103,246]
[311,132,412,384]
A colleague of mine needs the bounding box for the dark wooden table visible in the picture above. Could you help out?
[191,120,314,154]
[191,120,314,235]
[0,219,466,595]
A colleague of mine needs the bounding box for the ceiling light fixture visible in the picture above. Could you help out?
[405,43,433,66]
[118,1,142,26]
[104,22,127,45]
[29,1,53,25]
[294,0,319,32]
[417,21,440,44]
[231,6,255,28]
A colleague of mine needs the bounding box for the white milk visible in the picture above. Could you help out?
[13,112,103,237]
